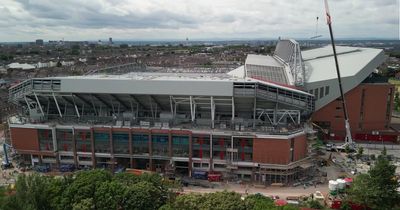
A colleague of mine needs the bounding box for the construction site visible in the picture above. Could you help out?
[4,38,399,186]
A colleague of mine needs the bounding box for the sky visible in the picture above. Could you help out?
[0,0,398,42]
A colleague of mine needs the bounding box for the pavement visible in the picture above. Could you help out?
[183,182,328,199]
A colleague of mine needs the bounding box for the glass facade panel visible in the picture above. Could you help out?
[152,135,169,156]
[192,135,210,158]
[56,129,73,152]
[113,132,129,154]
[132,134,149,155]
[172,135,189,157]
[233,138,253,162]
[38,129,53,151]
[212,136,231,160]
[94,132,110,153]
[76,130,91,153]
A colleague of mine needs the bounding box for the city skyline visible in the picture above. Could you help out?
[0,0,399,42]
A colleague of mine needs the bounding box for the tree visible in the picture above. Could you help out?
[94,181,125,210]
[60,169,112,210]
[348,150,400,210]
[72,198,95,210]
[340,201,352,210]
[306,200,324,209]
[122,181,166,210]
[171,193,205,210]
[356,147,364,159]
[344,144,351,154]
[201,191,247,210]
[11,174,65,210]
[244,193,275,210]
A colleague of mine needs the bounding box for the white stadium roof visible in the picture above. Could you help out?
[245,54,283,67]
[302,45,386,110]
[302,45,385,83]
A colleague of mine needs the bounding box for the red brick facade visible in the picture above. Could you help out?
[312,83,396,141]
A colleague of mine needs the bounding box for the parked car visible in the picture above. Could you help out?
[34,165,50,173]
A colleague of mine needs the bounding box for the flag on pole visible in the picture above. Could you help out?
[324,0,332,24]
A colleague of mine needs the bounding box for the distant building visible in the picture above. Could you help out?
[109,37,113,45]
[35,39,44,46]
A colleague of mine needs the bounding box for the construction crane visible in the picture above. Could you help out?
[324,0,355,151]
[310,17,322,39]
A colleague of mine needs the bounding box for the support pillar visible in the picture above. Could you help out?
[148,132,153,171]
[188,133,193,177]
[109,128,114,171]
[53,93,62,118]
[211,96,215,129]
[33,92,44,117]
[72,128,78,168]
[90,128,96,168]
[129,128,133,168]
[209,134,213,171]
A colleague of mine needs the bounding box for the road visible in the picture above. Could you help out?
[183,182,328,199]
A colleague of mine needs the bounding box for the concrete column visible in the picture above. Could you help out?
[188,133,193,177]
[148,132,153,171]
[90,128,96,168]
[168,131,172,157]
[209,133,213,171]
[109,128,114,171]
[129,128,133,168]
[72,127,78,168]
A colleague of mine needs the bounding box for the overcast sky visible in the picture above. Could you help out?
[0,0,398,42]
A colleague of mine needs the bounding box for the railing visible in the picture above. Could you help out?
[8,79,33,104]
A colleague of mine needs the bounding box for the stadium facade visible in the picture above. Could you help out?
[7,39,395,184]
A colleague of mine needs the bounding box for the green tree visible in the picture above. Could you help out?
[201,191,246,210]
[244,193,275,210]
[348,151,400,210]
[72,198,95,210]
[172,193,205,210]
[356,147,364,159]
[340,201,352,210]
[61,169,112,210]
[122,181,165,210]
[306,200,324,209]
[11,174,65,210]
[94,181,125,210]
[344,144,351,154]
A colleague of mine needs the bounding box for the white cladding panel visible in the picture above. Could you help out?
[60,78,234,96]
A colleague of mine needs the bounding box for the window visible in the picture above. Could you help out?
[132,134,149,155]
[38,129,53,151]
[76,130,91,153]
[172,135,189,157]
[56,129,73,152]
[113,132,129,154]
[325,86,330,95]
[152,135,169,156]
[309,89,313,95]
[94,132,110,153]
[314,88,319,99]
[319,87,324,99]
[192,135,210,159]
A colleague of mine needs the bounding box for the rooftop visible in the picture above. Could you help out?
[302,45,385,83]
[245,54,283,67]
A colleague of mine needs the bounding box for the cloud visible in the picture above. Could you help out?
[0,0,398,41]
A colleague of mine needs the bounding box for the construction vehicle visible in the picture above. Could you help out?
[324,0,355,151]
[1,143,13,170]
